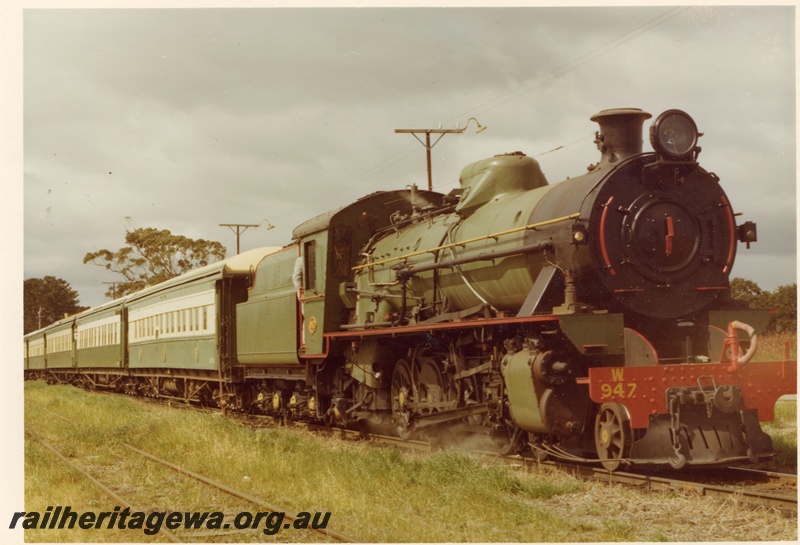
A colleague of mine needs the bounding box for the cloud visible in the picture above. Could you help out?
[20,6,795,308]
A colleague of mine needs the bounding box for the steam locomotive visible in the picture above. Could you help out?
[25,108,796,470]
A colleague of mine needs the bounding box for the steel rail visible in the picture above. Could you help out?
[122,443,357,543]
[297,423,798,514]
[37,386,798,519]
[510,457,798,514]
[585,467,797,513]
[727,467,799,488]
[25,432,182,543]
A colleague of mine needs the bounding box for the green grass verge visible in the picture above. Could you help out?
[24,381,584,542]
[760,399,797,472]
[752,332,797,362]
[23,380,797,542]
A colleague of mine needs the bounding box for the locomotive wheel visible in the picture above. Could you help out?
[391,359,415,439]
[417,357,447,414]
[594,403,632,471]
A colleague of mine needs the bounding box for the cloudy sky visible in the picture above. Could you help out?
[14,4,798,310]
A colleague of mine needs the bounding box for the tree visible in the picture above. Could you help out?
[24,276,87,334]
[766,284,797,334]
[730,277,797,333]
[729,277,768,309]
[84,228,227,298]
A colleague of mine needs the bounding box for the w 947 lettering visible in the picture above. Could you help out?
[600,381,637,398]
[599,368,637,398]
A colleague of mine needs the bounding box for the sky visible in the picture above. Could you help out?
[15,5,797,310]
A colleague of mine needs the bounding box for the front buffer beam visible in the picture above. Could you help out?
[586,360,796,467]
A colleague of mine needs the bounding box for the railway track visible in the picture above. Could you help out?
[24,432,182,543]
[290,419,798,515]
[130,393,799,516]
[39,387,799,521]
[540,463,797,514]
[122,443,356,542]
[25,427,355,542]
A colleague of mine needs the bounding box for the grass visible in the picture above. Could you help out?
[751,332,797,472]
[24,380,798,542]
[23,439,167,543]
[753,332,797,362]
[760,398,797,472]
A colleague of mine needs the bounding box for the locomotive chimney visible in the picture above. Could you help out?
[590,108,652,168]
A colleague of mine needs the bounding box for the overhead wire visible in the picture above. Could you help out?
[266,6,693,229]
[280,141,421,213]
[444,6,691,124]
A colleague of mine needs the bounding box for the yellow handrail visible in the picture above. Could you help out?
[352,213,580,271]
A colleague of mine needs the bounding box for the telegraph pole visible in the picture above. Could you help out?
[394,128,462,191]
[219,223,260,254]
[395,118,486,191]
[103,282,119,300]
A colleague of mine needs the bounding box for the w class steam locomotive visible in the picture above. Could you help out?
[25,108,796,470]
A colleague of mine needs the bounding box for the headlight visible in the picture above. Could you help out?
[650,109,699,159]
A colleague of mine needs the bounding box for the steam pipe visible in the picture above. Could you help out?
[397,240,554,279]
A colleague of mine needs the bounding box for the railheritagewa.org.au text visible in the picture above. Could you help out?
[9,505,332,536]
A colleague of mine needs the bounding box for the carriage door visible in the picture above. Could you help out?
[300,234,327,356]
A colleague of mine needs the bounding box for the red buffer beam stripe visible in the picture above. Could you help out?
[587,360,797,429]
